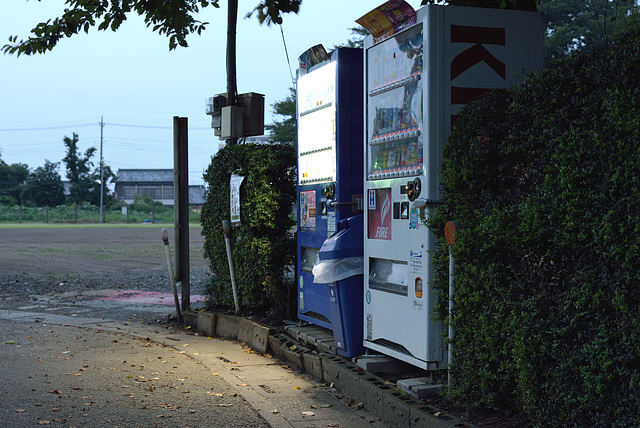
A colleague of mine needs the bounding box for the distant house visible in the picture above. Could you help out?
[114,169,205,209]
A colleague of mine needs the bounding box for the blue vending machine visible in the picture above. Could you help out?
[296,47,363,329]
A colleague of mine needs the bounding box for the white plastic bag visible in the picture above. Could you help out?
[312,256,364,284]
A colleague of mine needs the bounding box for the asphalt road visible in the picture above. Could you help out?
[0,225,390,428]
[0,318,269,427]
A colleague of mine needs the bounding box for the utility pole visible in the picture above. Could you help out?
[99,117,105,224]
[227,0,238,144]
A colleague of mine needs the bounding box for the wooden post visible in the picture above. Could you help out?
[173,116,190,314]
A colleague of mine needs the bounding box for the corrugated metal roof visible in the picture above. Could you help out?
[116,169,174,183]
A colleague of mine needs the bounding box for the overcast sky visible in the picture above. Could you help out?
[0,0,407,185]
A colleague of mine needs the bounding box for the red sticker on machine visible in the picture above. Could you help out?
[368,188,392,240]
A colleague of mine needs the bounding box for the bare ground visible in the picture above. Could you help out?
[0,225,211,296]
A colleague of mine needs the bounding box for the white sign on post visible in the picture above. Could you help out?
[230,174,245,225]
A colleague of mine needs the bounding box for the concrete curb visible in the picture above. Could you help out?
[183,311,475,428]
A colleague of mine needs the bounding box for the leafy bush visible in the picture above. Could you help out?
[428,29,640,426]
[201,142,296,319]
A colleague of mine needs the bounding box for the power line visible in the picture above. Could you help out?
[279,23,296,88]
[0,123,95,132]
[106,122,212,131]
[0,121,214,132]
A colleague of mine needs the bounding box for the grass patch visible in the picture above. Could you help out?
[0,223,202,230]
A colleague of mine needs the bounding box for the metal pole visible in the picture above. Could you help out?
[444,220,461,391]
[222,220,240,313]
[99,117,104,224]
[449,247,455,390]
[161,228,182,321]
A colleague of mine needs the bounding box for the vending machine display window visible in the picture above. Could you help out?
[298,61,337,185]
[367,25,424,181]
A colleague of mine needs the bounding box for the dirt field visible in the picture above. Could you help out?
[0,224,207,275]
[0,224,211,294]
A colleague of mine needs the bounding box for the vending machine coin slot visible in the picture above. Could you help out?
[323,182,336,200]
[401,202,410,219]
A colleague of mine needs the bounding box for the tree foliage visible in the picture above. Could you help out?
[62,133,114,206]
[540,0,640,61]
[3,0,302,56]
[21,160,65,207]
[0,158,29,205]
[264,87,296,145]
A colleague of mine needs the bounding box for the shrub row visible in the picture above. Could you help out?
[428,29,640,426]
[201,142,297,319]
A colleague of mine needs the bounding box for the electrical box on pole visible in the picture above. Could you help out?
[206,92,265,139]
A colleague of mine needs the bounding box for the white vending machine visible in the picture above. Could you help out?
[361,3,543,369]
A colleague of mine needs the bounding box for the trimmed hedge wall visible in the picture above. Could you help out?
[201,142,297,319]
[428,30,640,425]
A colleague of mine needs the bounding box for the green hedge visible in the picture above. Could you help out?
[201,142,297,319]
[428,30,640,426]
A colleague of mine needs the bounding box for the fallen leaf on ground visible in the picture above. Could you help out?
[302,411,315,416]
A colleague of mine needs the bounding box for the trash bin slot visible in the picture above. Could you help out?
[368,258,408,296]
[312,256,364,284]
[301,247,320,273]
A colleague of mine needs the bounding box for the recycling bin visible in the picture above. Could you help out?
[313,214,365,358]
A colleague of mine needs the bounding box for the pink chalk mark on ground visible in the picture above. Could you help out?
[95,290,207,305]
